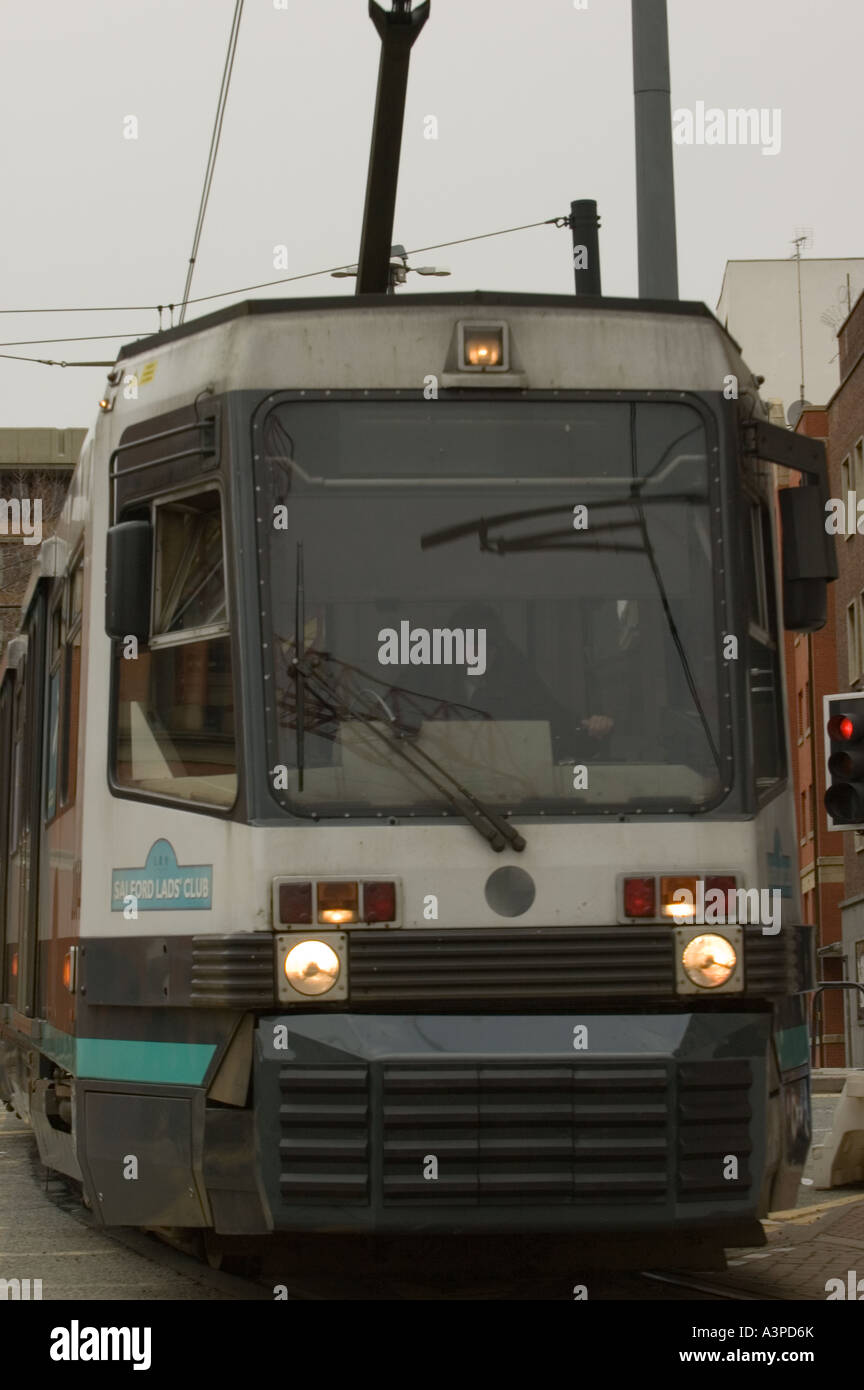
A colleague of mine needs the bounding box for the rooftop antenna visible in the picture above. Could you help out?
[632,0,678,299]
[791,229,813,402]
[356,1,429,295]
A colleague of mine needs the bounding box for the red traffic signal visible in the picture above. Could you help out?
[824,693,864,828]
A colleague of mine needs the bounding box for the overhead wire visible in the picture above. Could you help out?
[0,217,561,319]
[0,216,564,366]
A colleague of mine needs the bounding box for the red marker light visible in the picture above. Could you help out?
[705,875,737,914]
[363,881,396,923]
[623,876,656,918]
[278,880,313,926]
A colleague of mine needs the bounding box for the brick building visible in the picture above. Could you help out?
[0,428,83,653]
[826,288,864,1065]
[827,287,864,1056]
[781,409,846,1064]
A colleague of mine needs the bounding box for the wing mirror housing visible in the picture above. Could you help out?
[105,519,152,641]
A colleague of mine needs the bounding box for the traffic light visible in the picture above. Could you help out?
[824,693,864,829]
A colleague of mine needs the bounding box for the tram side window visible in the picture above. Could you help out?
[0,681,12,1005]
[746,499,785,796]
[44,600,62,820]
[6,670,28,1007]
[113,490,236,808]
[61,559,83,808]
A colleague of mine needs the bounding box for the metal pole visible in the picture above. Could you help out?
[569,200,602,295]
[631,0,678,299]
[356,1,429,295]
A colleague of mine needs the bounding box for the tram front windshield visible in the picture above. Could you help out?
[255,398,727,816]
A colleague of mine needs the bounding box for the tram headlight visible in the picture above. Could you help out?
[284,941,340,994]
[674,925,742,994]
[458,321,509,371]
[681,933,737,988]
[276,932,348,1002]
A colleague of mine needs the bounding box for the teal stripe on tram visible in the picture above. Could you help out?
[776,1024,810,1072]
[39,1024,217,1085]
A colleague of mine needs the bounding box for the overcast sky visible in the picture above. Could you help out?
[2,0,862,427]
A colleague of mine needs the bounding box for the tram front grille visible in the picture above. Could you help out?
[676,1060,753,1200]
[349,927,674,1003]
[380,1061,669,1205]
[277,1064,370,1202]
[272,1057,757,1209]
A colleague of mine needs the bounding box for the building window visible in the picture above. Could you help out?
[842,457,853,540]
[800,683,811,739]
[848,600,860,683]
[855,438,864,496]
[800,787,807,844]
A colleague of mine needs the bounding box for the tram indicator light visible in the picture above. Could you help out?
[363,881,397,923]
[278,881,313,926]
[318,880,359,925]
[824,693,864,829]
[620,872,740,923]
[660,875,699,918]
[704,875,737,914]
[623,876,655,918]
[274,876,401,929]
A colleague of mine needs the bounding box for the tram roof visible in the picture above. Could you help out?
[116,291,741,362]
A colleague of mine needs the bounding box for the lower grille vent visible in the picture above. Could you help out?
[277,1065,369,1202]
[676,1060,753,1200]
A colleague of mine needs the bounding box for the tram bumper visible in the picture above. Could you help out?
[253,1011,777,1235]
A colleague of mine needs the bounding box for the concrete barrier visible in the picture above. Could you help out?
[812,1072,864,1188]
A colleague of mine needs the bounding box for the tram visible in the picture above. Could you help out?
[0,285,832,1258]
[0,2,837,1266]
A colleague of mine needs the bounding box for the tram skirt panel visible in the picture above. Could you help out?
[253,1014,771,1235]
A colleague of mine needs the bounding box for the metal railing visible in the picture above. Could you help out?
[809,981,864,1068]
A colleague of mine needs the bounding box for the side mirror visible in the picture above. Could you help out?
[779,486,835,633]
[106,520,152,641]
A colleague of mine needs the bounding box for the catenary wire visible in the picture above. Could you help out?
[0,218,564,364]
[0,334,149,347]
[0,218,561,317]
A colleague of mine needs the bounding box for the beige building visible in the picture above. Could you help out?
[716,258,864,422]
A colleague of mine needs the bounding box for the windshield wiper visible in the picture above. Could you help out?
[292,655,526,854]
[420,494,702,553]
